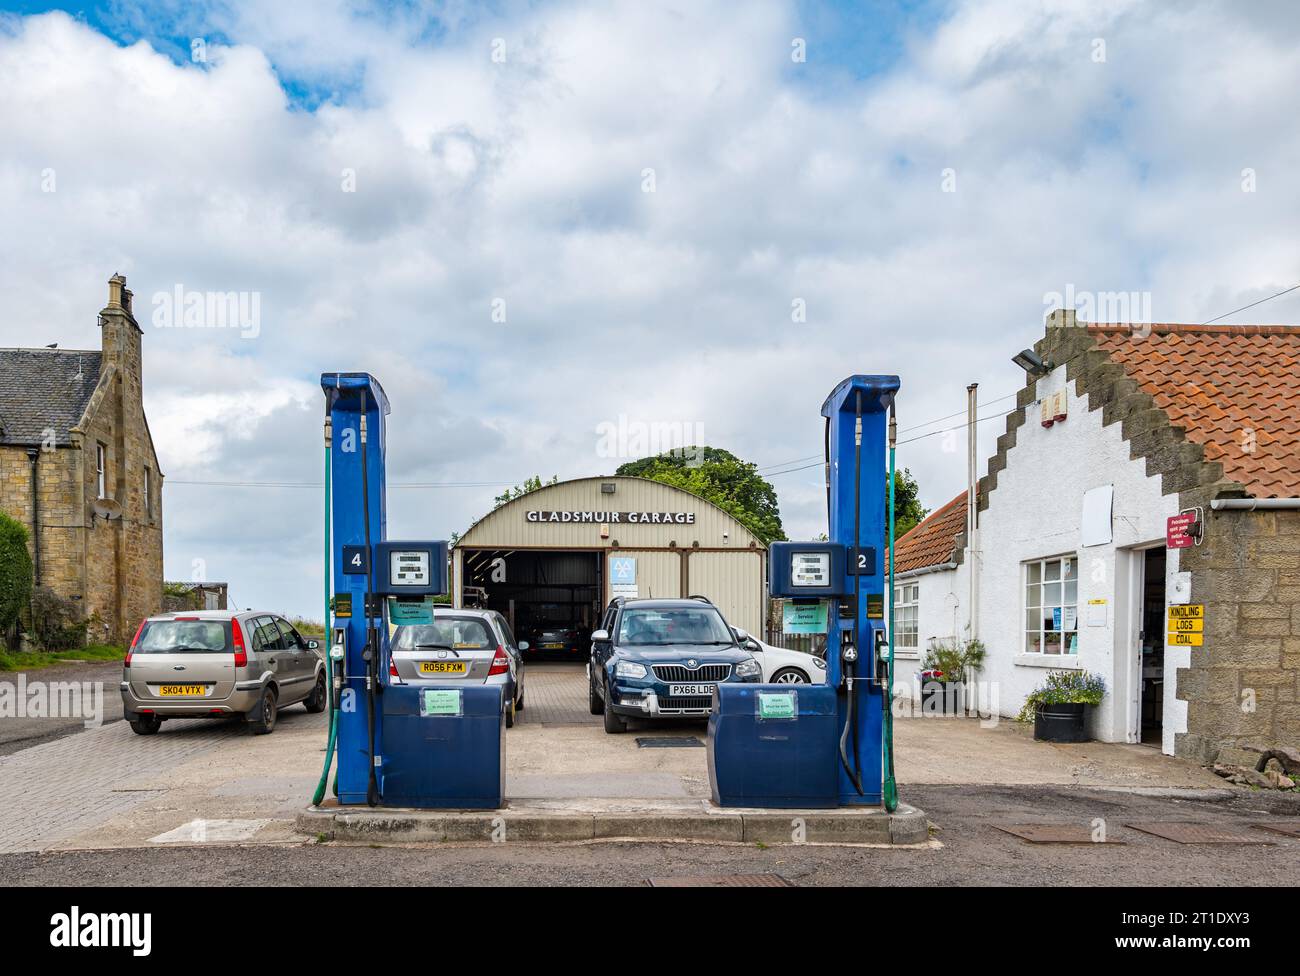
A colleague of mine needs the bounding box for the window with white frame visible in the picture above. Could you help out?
[1024,555,1079,654]
[96,443,107,499]
[893,581,919,653]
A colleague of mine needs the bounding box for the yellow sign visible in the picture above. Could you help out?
[1168,604,1203,619]
[1169,618,1204,633]
[1167,632,1203,646]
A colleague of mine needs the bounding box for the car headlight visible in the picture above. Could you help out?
[615,661,648,679]
[811,657,827,670]
[734,658,761,678]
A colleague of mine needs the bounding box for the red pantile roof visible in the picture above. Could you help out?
[888,491,967,574]
[1089,323,1300,498]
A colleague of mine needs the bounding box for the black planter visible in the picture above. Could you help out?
[919,679,961,715]
[1034,702,1089,742]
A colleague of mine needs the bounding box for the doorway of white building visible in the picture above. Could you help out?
[1138,546,1167,746]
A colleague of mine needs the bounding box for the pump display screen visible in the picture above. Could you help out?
[790,551,831,587]
[389,550,430,587]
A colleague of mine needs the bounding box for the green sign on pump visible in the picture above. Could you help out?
[420,689,463,718]
[782,601,828,635]
[757,691,797,721]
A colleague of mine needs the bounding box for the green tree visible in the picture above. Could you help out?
[890,467,928,538]
[0,513,35,639]
[493,474,558,509]
[617,447,785,544]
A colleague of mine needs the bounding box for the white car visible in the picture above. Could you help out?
[737,634,828,684]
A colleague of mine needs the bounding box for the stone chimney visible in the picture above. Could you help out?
[99,272,144,404]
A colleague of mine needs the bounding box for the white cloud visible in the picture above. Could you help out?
[2,1,1298,618]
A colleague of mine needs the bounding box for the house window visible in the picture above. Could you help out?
[1025,556,1079,654]
[893,582,919,653]
[96,443,107,499]
[144,466,153,519]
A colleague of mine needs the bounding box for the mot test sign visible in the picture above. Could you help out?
[1167,603,1205,646]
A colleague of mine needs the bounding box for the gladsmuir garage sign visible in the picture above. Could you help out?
[525,510,697,525]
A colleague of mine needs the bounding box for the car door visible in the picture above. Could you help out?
[249,615,284,690]
[592,606,617,671]
[274,617,313,701]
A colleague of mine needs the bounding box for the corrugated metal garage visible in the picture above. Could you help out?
[453,476,766,638]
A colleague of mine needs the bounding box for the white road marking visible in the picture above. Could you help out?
[149,818,271,844]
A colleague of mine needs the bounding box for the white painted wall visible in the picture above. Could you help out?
[965,368,1183,748]
[891,562,968,694]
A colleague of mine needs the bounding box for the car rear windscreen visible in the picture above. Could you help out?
[393,618,495,650]
[617,607,733,645]
[135,619,230,653]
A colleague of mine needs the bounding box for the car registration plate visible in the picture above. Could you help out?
[158,684,206,697]
[543,643,564,649]
[669,683,715,696]
[419,662,468,674]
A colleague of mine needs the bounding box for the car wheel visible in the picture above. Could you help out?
[304,673,327,713]
[602,683,627,734]
[771,667,810,684]
[129,714,161,736]
[515,685,525,711]
[588,669,605,715]
[247,687,278,735]
[505,697,516,729]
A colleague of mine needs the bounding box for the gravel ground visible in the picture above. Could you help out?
[3,784,1297,886]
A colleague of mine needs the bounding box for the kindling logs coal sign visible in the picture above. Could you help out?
[525,511,697,525]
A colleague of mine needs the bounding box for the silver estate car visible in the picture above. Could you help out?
[121,611,326,736]
[389,609,527,728]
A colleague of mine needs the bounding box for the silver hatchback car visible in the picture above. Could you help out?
[121,611,326,736]
[389,609,527,728]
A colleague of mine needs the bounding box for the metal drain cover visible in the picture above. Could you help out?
[1253,822,1300,839]
[649,874,794,887]
[636,736,704,748]
[994,824,1124,844]
[1127,822,1276,845]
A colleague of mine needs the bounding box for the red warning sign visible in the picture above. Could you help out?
[1167,512,1198,549]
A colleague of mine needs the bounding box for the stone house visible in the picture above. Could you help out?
[0,274,164,645]
[891,311,1299,763]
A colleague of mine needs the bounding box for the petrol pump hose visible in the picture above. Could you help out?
[311,409,337,806]
[837,391,866,796]
[882,401,899,812]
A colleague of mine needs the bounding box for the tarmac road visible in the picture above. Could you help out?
[2,784,1297,886]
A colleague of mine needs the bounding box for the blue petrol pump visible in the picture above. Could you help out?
[313,372,503,810]
[708,375,900,810]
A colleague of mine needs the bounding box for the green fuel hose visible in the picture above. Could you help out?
[883,402,899,812]
[312,415,338,807]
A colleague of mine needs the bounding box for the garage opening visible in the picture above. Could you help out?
[458,548,602,661]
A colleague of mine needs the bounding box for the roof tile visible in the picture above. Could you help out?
[1089,323,1300,498]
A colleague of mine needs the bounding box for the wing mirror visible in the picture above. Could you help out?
[733,627,750,644]
[592,629,610,642]
[518,641,530,651]
[306,639,320,650]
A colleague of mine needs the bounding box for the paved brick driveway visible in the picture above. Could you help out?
[0,717,243,853]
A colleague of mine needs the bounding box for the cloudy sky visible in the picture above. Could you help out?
[2,0,1297,620]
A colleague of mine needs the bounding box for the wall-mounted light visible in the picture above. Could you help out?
[1012,349,1054,376]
